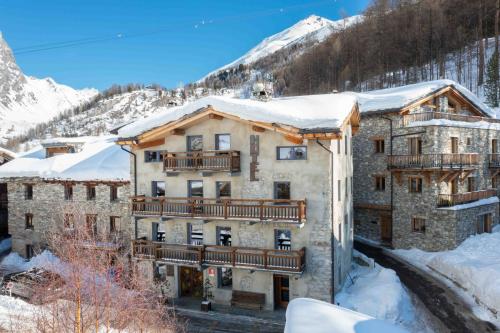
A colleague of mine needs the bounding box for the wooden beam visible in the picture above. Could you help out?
[423,171,432,185]
[447,171,461,183]
[170,128,185,136]
[460,170,474,183]
[252,125,266,133]
[134,138,165,149]
[284,135,303,145]
[491,169,500,179]
[209,113,223,120]
[439,171,451,183]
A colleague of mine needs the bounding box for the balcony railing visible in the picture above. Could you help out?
[163,150,240,172]
[131,196,307,224]
[388,154,479,170]
[437,189,497,207]
[489,154,500,168]
[131,240,305,273]
[401,112,500,127]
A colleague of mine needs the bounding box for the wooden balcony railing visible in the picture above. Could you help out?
[131,196,307,223]
[163,150,240,172]
[401,112,500,127]
[437,189,497,207]
[489,154,500,168]
[131,240,305,273]
[388,154,479,170]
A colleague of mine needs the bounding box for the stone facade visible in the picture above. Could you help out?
[129,115,355,310]
[354,90,500,251]
[2,178,131,257]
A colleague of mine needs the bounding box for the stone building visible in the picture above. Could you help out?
[0,137,131,258]
[0,147,15,236]
[353,80,500,251]
[116,93,359,310]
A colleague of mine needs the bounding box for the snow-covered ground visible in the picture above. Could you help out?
[392,225,500,326]
[336,251,436,333]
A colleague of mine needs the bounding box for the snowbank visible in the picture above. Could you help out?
[117,94,357,138]
[0,136,130,182]
[393,228,500,317]
[285,298,408,333]
[0,250,62,273]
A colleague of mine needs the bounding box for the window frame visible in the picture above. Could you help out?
[188,180,203,198]
[274,181,291,201]
[374,139,385,154]
[144,150,164,163]
[276,146,308,161]
[408,177,423,193]
[64,184,73,201]
[216,181,231,199]
[24,184,33,200]
[87,184,96,201]
[375,176,386,191]
[64,213,75,229]
[412,217,426,233]
[109,216,120,233]
[151,181,166,198]
[215,134,231,151]
[110,185,119,201]
[187,135,203,152]
[25,213,34,230]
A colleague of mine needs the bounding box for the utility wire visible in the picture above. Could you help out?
[13,0,336,55]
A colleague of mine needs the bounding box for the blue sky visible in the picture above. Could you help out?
[0,0,368,90]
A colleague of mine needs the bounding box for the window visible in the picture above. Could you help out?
[477,214,492,234]
[374,139,385,154]
[408,138,422,155]
[152,181,165,197]
[277,146,307,160]
[345,135,348,155]
[25,213,33,230]
[64,184,73,200]
[467,177,476,192]
[87,184,96,201]
[144,151,163,163]
[274,182,291,201]
[409,177,422,193]
[218,267,232,288]
[24,184,33,200]
[217,226,231,246]
[215,134,231,151]
[450,178,458,194]
[188,180,203,197]
[345,177,348,198]
[493,139,498,154]
[466,137,472,146]
[216,181,231,199]
[110,216,120,233]
[275,229,291,250]
[338,179,341,201]
[337,139,341,154]
[110,185,119,201]
[187,223,203,245]
[412,218,426,233]
[451,137,459,154]
[375,176,386,191]
[26,245,34,259]
[187,135,203,151]
[64,214,74,229]
[85,215,98,236]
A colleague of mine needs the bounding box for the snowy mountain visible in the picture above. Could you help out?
[0,33,98,141]
[202,14,361,80]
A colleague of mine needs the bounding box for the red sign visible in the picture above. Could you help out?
[208,267,216,277]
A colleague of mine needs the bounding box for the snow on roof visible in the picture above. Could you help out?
[0,136,129,182]
[118,94,357,139]
[40,136,97,147]
[285,298,408,333]
[0,146,16,159]
[354,79,495,117]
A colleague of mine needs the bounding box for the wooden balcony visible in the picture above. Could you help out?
[131,240,305,273]
[388,154,479,170]
[489,154,500,168]
[401,112,500,127]
[131,196,307,224]
[437,189,497,207]
[163,150,240,172]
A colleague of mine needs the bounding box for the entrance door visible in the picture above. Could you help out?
[273,275,290,309]
[179,266,203,298]
[380,215,392,242]
[451,137,459,154]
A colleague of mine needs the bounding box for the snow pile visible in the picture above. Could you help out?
[0,136,130,181]
[0,250,61,272]
[203,14,362,79]
[0,295,38,331]
[355,79,494,117]
[285,298,408,333]
[393,227,500,317]
[437,196,499,211]
[118,94,357,138]
[0,237,11,254]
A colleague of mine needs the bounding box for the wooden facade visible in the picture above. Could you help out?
[437,189,497,207]
[388,153,480,170]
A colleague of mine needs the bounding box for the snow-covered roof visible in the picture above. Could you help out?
[0,146,16,159]
[118,94,358,139]
[354,79,495,117]
[285,298,408,333]
[0,136,129,182]
[40,136,96,147]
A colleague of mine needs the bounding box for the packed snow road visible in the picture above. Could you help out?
[354,241,497,333]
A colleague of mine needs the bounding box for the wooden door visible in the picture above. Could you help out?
[408,138,422,155]
[273,275,290,309]
[179,266,203,298]
[380,215,392,242]
[492,139,498,154]
[451,137,459,154]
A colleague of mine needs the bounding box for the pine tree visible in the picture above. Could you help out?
[485,52,500,107]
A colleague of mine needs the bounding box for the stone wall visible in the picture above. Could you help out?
[5,178,131,257]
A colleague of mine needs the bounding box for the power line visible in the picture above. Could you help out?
[13,0,336,55]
